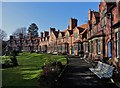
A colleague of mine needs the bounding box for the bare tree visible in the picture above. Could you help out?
[0,29,7,41]
[0,29,7,55]
[12,27,27,38]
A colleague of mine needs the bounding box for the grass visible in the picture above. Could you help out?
[0,56,10,64]
[1,52,67,88]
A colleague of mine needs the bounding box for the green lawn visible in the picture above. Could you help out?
[1,52,67,88]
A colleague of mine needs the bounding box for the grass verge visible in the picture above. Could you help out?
[1,52,67,88]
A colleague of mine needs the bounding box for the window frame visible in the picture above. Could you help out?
[108,41,112,58]
[116,32,119,58]
[66,34,69,41]
[97,39,101,55]
[74,32,78,40]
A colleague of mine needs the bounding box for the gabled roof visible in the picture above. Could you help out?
[76,27,84,33]
[78,24,88,29]
[62,29,68,32]
[62,41,69,44]
[53,31,59,38]
[47,36,49,40]
[94,12,100,19]
[70,34,74,37]
[99,1,116,11]
[83,38,88,42]
[60,32,65,37]
[88,20,92,25]
[93,11,100,23]
[80,28,87,35]
[74,38,82,43]
[68,30,73,35]
[75,24,88,34]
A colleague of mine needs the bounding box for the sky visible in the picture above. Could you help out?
[2,2,99,40]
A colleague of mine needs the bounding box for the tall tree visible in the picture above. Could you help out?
[12,27,27,38]
[27,23,39,37]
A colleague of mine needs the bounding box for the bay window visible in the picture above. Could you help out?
[97,40,101,54]
[85,42,88,52]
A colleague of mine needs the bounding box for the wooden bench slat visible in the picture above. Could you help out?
[89,61,115,79]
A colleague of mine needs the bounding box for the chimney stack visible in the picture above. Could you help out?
[50,27,56,33]
[69,18,78,30]
[41,32,43,37]
[10,35,14,40]
[44,31,49,37]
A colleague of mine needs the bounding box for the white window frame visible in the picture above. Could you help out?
[116,32,119,58]
[74,33,78,40]
[97,40,101,54]
[66,34,69,41]
[85,42,88,52]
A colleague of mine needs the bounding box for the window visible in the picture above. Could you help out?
[97,40,101,54]
[116,32,119,58]
[101,8,107,29]
[66,34,69,41]
[108,41,112,58]
[85,42,88,52]
[62,45,65,52]
[17,40,20,44]
[101,17,106,28]
[102,8,107,17]
[74,43,78,50]
[78,43,81,52]
[58,45,62,52]
[90,41,93,53]
[74,33,78,40]
[71,46,74,54]
[58,35,62,43]
[88,33,89,38]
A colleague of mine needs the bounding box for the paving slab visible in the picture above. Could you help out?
[55,57,119,88]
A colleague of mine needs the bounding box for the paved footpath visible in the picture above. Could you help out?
[55,57,119,88]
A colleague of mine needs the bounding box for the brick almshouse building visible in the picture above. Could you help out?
[7,0,120,71]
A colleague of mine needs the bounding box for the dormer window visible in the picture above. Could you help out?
[58,35,62,43]
[100,8,107,29]
[66,34,69,41]
[74,32,78,40]
[101,17,106,28]
[102,8,107,17]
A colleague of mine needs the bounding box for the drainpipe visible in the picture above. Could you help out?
[110,11,113,59]
[71,36,72,55]
[106,4,116,59]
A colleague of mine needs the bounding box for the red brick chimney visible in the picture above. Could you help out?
[50,27,56,33]
[69,18,78,30]
[40,32,43,37]
[44,31,49,37]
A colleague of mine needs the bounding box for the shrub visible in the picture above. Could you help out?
[2,59,14,68]
[10,56,19,66]
[1,55,19,68]
[38,61,63,87]
[4,59,11,65]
